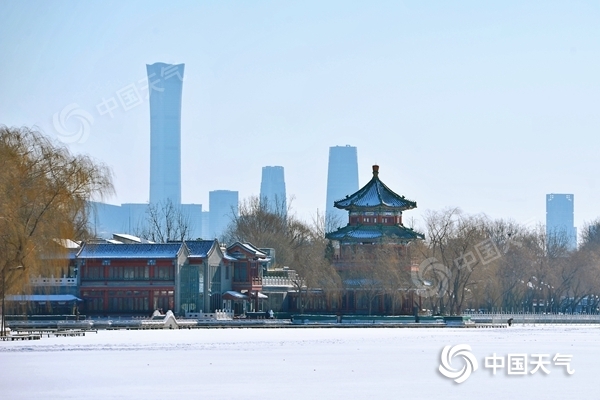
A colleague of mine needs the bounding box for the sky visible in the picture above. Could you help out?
[1,1,599,234]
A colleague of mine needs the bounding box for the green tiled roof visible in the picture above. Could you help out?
[326,224,425,242]
[334,165,416,211]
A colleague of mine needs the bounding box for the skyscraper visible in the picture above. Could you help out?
[147,62,185,206]
[88,62,207,241]
[180,203,203,240]
[201,211,210,240]
[209,190,239,240]
[546,193,577,250]
[260,166,287,214]
[326,145,359,229]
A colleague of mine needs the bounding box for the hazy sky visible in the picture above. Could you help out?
[1,1,599,233]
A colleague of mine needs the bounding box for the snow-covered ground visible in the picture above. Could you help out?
[0,325,596,399]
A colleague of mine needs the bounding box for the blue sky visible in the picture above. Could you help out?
[1,1,599,233]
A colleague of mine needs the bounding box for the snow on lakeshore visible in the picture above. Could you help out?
[0,326,596,399]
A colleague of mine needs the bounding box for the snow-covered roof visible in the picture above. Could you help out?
[112,233,141,243]
[223,291,249,300]
[6,294,81,302]
[334,165,417,211]
[326,224,424,242]
[185,240,216,258]
[227,242,268,259]
[53,239,81,249]
[78,243,184,259]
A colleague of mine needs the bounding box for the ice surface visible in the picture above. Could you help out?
[0,325,596,399]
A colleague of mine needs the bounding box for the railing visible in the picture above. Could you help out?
[185,309,233,320]
[463,311,600,325]
[262,276,294,287]
[30,277,77,286]
[232,277,263,286]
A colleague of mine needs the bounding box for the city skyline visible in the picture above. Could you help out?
[1,2,599,233]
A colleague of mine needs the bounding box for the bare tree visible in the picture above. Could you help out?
[580,218,600,251]
[134,200,194,243]
[225,196,340,313]
[419,209,471,314]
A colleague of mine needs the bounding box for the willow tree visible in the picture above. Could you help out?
[0,126,113,309]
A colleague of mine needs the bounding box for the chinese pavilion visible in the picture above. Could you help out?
[325,165,424,314]
[326,165,424,245]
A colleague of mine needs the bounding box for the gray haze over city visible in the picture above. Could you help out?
[1,1,599,232]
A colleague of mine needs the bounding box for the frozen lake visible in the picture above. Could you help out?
[0,325,596,399]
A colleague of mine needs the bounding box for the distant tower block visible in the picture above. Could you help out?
[260,166,287,214]
[326,145,359,229]
[546,193,577,250]
[147,62,185,206]
[209,190,239,240]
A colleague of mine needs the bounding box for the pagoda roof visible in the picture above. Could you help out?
[326,224,425,243]
[334,165,416,211]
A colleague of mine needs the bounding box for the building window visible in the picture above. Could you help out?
[234,263,247,282]
[225,266,230,280]
[124,267,135,280]
[108,266,122,280]
[88,297,104,312]
[85,266,102,280]
[156,266,172,280]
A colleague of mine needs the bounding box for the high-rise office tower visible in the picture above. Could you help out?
[201,211,210,240]
[326,145,359,229]
[147,62,185,205]
[260,166,287,214]
[546,193,577,250]
[209,190,239,240]
[180,203,203,240]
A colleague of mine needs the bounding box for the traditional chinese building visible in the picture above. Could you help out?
[77,243,186,316]
[178,240,232,315]
[325,165,424,314]
[225,242,269,315]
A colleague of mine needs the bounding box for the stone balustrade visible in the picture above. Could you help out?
[30,277,77,286]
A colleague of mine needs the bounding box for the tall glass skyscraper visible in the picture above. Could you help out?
[260,166,287,214]
[209,190,239,240]
[326,145,359,229]
[147,62,185,206]
[546,193,577,250]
